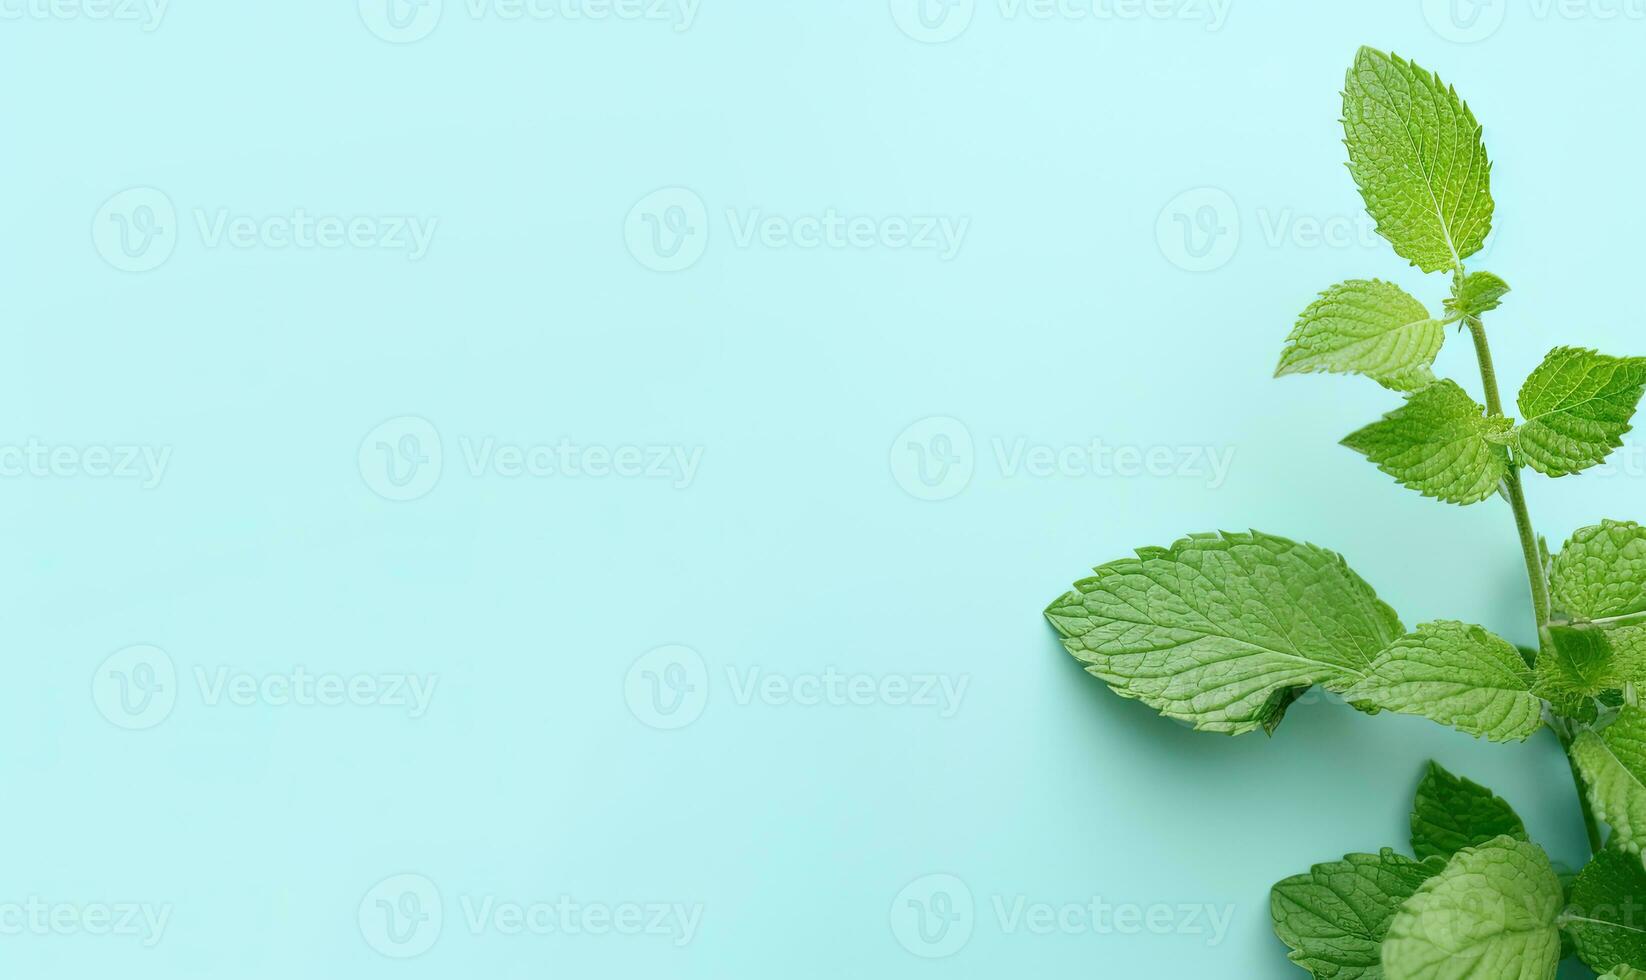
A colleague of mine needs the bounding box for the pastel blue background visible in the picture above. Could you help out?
[2,1,1640,976]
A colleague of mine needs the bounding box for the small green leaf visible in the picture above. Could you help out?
[1602,967,1646,979]
[1516,348,1646,477]
[1410,761,1527,861]
[1277,280,1445,391]
[1344,622,1541,742]
[1342,381,1513,506]
[1564,849,1646,975]
[1553,521,1646,621]
[1445,271,1510,318]
[1271,849,1442,979]
[1342,48,1494,274]
[1573,707,1646,853]
[1045,530,1405,735]
[1380,837,1563,979]
[1536,625,1622,703]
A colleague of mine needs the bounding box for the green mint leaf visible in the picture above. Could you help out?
[1564,848,1646,974]
[1516,348,1646,477]
[1343,621,1541,742]
[1535,625,1623,706]
[1573,706,1646,853]
[1601,968,1646,980]
[1410,761,1528,861]
[1342,48,1494,274]
[1044,530,1404,736]
[1380,837,1563,980]
[1342,381,1513,506]
[1277,280,1445,392]
[1553,521,1646,621]
[1549,691,1602,727]
[1445,271,1510,318]
[1271,849,1443,979]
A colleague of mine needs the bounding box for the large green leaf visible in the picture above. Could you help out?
[1276,280,1444,391]
[1564,849,1646,975]
[1553,521,1646,621]
[1342,48,1493,274]
[1516,348,1646,477]
[1045,530,1404,735]
[1410,761,1527,861]
[1271,849,1442,979]
[1574,708,1646,853]
[1381,837,1562,979]
[1344,622,1541,742]
[1342,381,1513,506]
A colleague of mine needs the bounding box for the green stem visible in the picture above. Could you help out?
[1554,717,1605,854]
[1464,312,1599,854]
[1465,317,1552,630]
[1580,609,1646,631]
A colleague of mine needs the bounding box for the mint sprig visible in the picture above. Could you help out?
[1041,46,1646,978]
